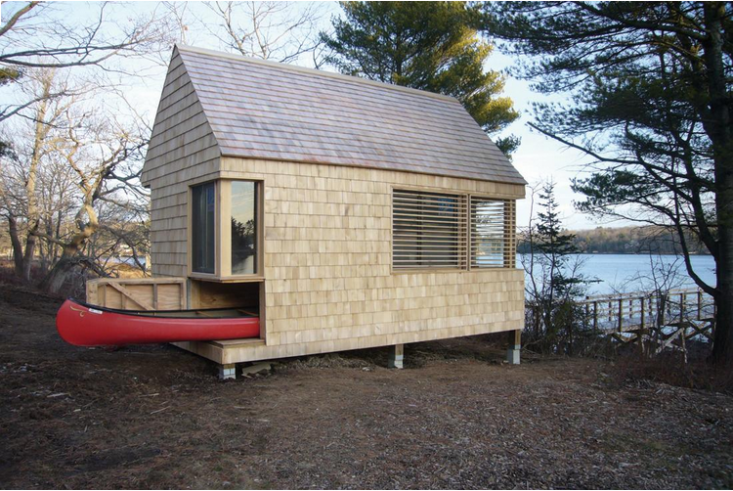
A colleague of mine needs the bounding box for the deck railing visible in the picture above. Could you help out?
[578,288,714,332]
[575,288,716,354]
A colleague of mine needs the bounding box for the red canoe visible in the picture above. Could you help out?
[56,298,260,347]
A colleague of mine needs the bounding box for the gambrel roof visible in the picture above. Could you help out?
[145,45,525,185]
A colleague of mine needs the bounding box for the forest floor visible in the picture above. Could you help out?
[1,284,732,489]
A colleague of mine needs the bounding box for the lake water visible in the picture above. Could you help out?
[519,254,716,296]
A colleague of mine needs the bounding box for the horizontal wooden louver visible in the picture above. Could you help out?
[392,190,467,269]
[470,198,513,268]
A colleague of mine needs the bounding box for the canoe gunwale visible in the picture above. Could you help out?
[69,298,259,319]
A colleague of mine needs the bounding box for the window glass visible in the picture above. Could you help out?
[231,181,258,275]
[192,182,216,274]
[471,198,507,268]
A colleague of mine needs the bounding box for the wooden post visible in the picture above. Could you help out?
[697,289,703,321]
[618,299,624,332]
[659,293,667,326]
[680,327,688,364]
[640,297,646,331]
[649,293,655,324]
[388,344,404,369]
[506,329,521,365]
[680,292,687,322]
[593,301,598,334]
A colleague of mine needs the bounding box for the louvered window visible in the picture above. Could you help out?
[470,198,515,268]
[392,190,515,271]
[392,190,467,269]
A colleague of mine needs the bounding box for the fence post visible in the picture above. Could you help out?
[680,292,686,322]
[659,293,667,326]
[618,299,624,332]
[650,293,655,323]
[593,301,598,334]
[640,297,646,331]
[697,289,703,321]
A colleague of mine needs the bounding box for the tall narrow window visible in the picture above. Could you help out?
[231,181,258,275]
[471,198,511,268]
[392,190,466,269]
[192,181,216,274]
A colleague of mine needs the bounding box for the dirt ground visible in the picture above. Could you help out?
[1,285,732,489]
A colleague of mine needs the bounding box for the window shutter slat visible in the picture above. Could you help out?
[392,190,466,269]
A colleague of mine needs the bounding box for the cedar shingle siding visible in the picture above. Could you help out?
[136,45,526,365]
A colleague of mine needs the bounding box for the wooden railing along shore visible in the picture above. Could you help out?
[576,288,716,354]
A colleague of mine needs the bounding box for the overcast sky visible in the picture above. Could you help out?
[2,1,607,230]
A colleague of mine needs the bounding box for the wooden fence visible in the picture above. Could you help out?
[577,288,716,354]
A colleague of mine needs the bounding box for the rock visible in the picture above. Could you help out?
[241,362,272,377]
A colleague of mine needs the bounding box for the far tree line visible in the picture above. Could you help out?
[518,226,711,256]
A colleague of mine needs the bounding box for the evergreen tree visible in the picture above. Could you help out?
[525,181,584,354]
[535,182,580,300]
[322,1,519,155]
[484,2,733,365]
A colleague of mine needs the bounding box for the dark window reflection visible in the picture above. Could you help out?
[231,181,257,275]
[192,182,216,274]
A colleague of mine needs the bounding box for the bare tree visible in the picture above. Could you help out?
[162,2,192,45]
[0,64,150,292]
[35,103,147,293]
[0,69,75,280]
[35,151,77,271]
[0,2,170,122]
[205,1,326,63]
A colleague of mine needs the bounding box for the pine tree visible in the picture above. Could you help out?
[483,1,733,365]
[536,182,580,301]
[321,1,519,154]
[526,181,584,354]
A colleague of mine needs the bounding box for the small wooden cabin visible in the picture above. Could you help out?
[89,45,526,376]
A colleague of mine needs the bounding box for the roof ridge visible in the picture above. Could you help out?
[176,44,458,103]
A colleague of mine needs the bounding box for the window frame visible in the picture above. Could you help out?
[191,180,218,275]
[188,178,265,283]
[469,195,516,270]
[390,187,516,273]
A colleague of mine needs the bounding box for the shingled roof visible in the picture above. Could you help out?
[171,45,525,184]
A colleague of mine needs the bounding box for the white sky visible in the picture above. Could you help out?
[1,1,607,230]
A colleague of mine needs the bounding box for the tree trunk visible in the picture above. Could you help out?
[703,3,733,366]
[39,254,77,294]
[712,221,733,365]
[39,216,99,294]
[7,215,25,277]
[21,222,38,281]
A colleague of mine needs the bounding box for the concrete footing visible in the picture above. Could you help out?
[506,347,521,365]
[506,329,521,365]
[388,344,404,369]
[219,363,237,380]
